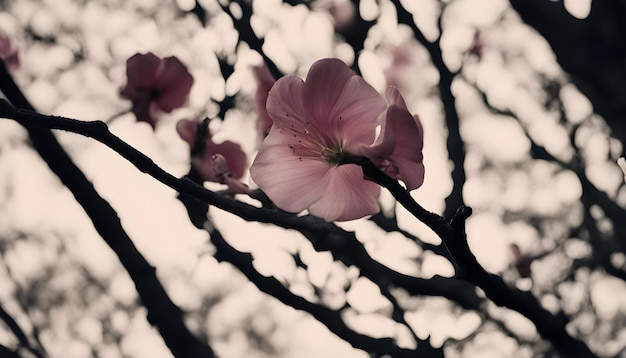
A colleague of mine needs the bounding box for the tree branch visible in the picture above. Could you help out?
[0,303,45,358]
[220,0,283,79]
[0,63,215,358]
[510,0,626,155]
[1,97,595,355]
[208,225,436,357]
[0,100,483,312]
[357,159,598,357]
[390,0,467,220]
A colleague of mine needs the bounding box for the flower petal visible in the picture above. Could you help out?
[301,58,355,126]
[252,65,276,139]
[266,75,308,130]
[204,140,248,180]
[124,52,160,88]
[352,109,395,159]
[154,56,194,112]
[354,87,425,190]
[176,119,198,146]
[388,153,425,190]
[302,59,386,147]
[308,165,380,221]
[334,76,387,149]
[250,127,331,213]
[127,98,153,126]
[266,75,329,153]
[385,86,408,108]
[381,105,425,190]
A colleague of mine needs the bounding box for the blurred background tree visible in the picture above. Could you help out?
[0,0,625,357]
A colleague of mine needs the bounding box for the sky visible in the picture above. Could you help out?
[1,0,625,357]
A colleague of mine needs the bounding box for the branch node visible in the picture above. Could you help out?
[450,205,472,231]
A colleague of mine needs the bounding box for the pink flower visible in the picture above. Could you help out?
[354,87,425,190]
[251,64,276,141]
[250,58,389,221]
[176,119,248,193]
[0,35,20,72]
[120,53,194,128]
[251,59,426,221]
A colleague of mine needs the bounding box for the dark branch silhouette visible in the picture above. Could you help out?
[0,303,45,358]
[0,98,483,310]
[0,99,598,357]
[0,62,215,358]
[208,225,438,357]
[390,0,467,220]
[510,0,626,155]
[358,159,598,358]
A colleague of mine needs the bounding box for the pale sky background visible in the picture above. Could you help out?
[2,0,626,357]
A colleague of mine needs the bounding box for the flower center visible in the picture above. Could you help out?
[321,145,351,166]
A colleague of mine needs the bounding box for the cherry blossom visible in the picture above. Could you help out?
[354,87,425,190]
[251,64,276,141]
[176,119,248,194]
[250,58,424,221]
[120,53,194,128]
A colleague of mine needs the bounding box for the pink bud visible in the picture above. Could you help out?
[211,154,231,179]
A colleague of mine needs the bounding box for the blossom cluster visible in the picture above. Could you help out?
[119,52,250,194]
[119,54,425,221]
[120,52,194,128]
[250,58,424,221]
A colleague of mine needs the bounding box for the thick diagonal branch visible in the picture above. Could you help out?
[0,100,482,311]
[358,160,598,358]
[0,64,215,358]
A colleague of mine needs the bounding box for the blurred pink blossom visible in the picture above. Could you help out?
[120,53,193,128]
[327,1,356,30]
[250,58,424,221]
[384,44,413,91]
[0,35,20,72]
[176,119,248,194]
[251,64,276,141]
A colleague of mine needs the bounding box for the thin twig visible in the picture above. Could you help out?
[357,159,598,358]
[0,61,216,358]
[390,0,467,219]
[0,304,46,358]
[0,100,483,311]
[208,225,428,358]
